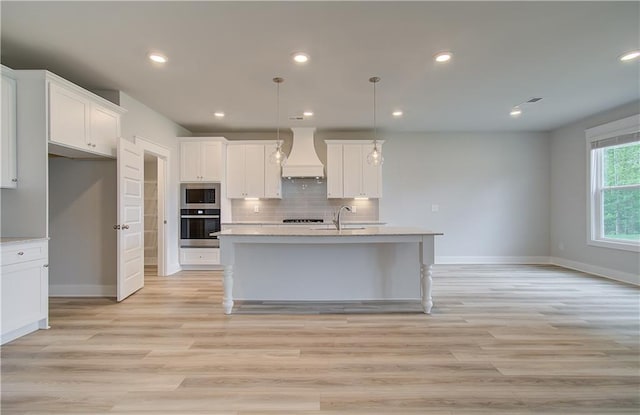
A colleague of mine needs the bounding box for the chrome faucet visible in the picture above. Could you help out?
[333,205,352,230]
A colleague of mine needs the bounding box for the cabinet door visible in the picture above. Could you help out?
[342,144,363,198]
[244,145,265,198]
[200,141,222,181]
[361,144,382,198]
[90,105,119,157]
[1,261,47,335]
[1,74,17,188]
[226,145,246,198]
[180,141,202,181]
[49,82,90,150]
[326,144,343,198]
[264,144,282,199]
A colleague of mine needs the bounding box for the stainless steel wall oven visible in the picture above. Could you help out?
[180,183,221,247]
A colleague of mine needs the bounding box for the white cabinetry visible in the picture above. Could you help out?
[227,141,281,199]
[325,140,383,199]
[179,247,220,265]
[1,67,17,188]
[179,138,224,182]
[264,143,282,199]
[1,239,49,345]
[48,76,125,158]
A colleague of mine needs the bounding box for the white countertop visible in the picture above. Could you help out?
[0,237,48,245]
[215,226,442,237]
[222,221,386,226]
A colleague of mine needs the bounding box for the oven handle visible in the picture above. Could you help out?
[181,215,220,219]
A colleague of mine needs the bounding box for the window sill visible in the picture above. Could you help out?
[588,238,640,253]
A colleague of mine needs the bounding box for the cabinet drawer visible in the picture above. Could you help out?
[180,248,220,265]
[1,242,46,266]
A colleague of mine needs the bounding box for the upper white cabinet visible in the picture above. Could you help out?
[179,138,224,182]
[226,141,281,199]
[1,67,17,188]
[325,140,383,199]
[48,75,125,158]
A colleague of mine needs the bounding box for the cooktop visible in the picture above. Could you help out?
[282,218,324,223]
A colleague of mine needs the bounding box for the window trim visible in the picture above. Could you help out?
[585,114,640,253]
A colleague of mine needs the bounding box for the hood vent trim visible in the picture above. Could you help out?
[282,127,325,178]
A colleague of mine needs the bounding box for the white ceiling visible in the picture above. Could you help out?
[1,1,638,133]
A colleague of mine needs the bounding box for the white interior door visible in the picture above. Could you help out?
[117,137,144,301]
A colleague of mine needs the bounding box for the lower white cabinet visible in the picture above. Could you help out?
[1,239,49,345]
[180,247,220,265]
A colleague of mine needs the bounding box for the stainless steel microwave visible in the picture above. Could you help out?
[180,183,220,209]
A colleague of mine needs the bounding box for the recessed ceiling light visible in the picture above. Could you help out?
[434,51,452,63]
[292,52,310,64]
[214,112,225,118]
[392,111,403,117]
[303,111,313,117]
[148,52,168,63]
[510,106,522,117]
[619,50,640,62]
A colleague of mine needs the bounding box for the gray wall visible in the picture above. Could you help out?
[378,132,551,261]
[49,158,117,294]
[550,100,640,284]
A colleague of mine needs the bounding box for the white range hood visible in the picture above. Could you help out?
[282,127,324,178]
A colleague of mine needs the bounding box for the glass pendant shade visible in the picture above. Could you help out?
[367,142,384,166]
[367,76,383,166]
[269,144,287,165]
[269,77,287,166]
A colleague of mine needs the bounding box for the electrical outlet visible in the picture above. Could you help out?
[350,205,357,213]
[253,204,260,213]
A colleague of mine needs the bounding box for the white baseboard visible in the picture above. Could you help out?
[436,256,551,265]
[437,255,638,286]
[550,257,639,286]
[1,321,41,345]
[49,284,116,297]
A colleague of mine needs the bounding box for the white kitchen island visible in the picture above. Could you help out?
[216,227,442,315]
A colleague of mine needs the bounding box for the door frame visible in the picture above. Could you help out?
[135,136,170,277]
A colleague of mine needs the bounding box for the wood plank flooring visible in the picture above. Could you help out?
[1,265,638,414]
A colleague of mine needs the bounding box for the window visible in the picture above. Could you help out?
[586,115,640,252]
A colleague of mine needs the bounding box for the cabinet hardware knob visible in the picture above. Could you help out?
[11,178,17,182]
[122,224,130,230]
[113,224,121,230]
[17,251,24,255]
[43,264,49,268]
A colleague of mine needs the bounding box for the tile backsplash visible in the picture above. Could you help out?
[230,178,379,222]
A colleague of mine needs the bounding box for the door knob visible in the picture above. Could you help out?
[113,224,121,230]
[122,224,130,230]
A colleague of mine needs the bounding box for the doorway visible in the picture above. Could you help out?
[137,136,169,277]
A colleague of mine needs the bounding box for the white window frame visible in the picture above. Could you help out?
[585,114,640,252]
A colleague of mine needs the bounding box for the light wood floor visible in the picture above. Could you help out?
[1,265,638,414]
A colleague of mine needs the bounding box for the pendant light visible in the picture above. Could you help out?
[367,76,384,166]
[269,77,287,166]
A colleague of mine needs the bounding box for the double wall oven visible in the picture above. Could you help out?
[180,183,221,247]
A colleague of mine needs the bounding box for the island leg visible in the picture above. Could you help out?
[420,264,433,314]
[419,236,435,314]
[223,265,234,315]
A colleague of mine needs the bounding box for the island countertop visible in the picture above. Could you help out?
[214,226,442,237]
